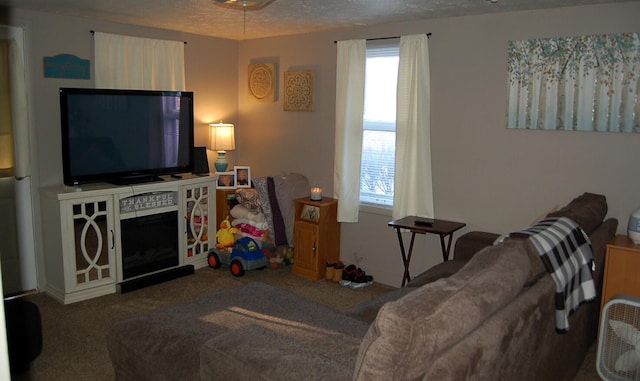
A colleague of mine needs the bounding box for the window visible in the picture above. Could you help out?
[360,44,399,206]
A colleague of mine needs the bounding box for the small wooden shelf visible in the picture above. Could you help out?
[215,188,238,228]
[601,235,640,311]
[292,197,340,280]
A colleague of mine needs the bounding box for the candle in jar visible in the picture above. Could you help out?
[310,187,322,201]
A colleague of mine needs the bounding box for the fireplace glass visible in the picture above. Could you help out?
[120,211,179,280]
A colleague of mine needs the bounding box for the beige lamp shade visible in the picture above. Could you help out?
[209,122,235,172]
[209,122,236,151]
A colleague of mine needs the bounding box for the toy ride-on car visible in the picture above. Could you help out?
[207,236,268,277]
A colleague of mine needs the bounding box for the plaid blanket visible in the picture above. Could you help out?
[497,217,595,332]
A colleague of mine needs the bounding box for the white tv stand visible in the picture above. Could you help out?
[40,174,216,304]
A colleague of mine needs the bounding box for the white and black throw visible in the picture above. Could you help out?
[499,217,596,333]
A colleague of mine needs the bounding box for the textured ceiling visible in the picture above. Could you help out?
[0,0,630,40]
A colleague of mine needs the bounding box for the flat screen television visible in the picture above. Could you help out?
[60,88,194,186]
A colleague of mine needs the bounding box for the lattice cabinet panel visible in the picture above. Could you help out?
[184,183,213,263]
[61,195,117,296]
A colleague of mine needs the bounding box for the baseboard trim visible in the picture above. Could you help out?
[118,265,195,294]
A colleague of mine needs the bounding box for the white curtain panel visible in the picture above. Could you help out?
[508,33,640,132]
[334,39,366,222]
[393,34,433,220]
[94,32,186,91]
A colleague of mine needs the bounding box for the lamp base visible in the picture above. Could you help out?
[214,151,228,172]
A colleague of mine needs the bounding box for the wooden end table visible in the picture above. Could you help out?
[388,216,466,287]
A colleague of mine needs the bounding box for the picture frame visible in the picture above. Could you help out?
[300,204,320,222]
[283,70,314,112]
[216,172,236,189]
[234,166,251,188]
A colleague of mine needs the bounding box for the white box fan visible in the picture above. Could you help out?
[598,295,640,381]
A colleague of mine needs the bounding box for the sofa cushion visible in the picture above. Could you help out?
[107,282,368,381]
[344,286,417,323]
[405,260,467,288]
[452,231,500,262]
[353,239,531,380]
[201,324,355,380]
[546,192,607,235]
[407,231,501,288]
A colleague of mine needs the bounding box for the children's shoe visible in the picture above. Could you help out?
[325,262,336,280]
[339,264,357,286]
[349,268,374,289]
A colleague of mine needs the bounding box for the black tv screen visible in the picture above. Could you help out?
[60,88,194,186]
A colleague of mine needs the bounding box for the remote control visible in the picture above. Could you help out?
[414,218,434,226]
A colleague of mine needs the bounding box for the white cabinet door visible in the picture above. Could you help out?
[183,182,214,268]
[60,195,117,293]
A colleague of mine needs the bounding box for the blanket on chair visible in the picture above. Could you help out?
[497,217,596,332]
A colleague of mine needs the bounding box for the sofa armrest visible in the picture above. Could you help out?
[589,218,618,294]
[200,325,353,381]
[406,231,499,288]
[344,286,417,323]
[453,231,500,262]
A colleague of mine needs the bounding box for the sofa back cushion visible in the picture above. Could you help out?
[546,192,607,235]
[353,239,531,381]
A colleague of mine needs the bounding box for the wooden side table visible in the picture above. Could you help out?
[292,197,340,280]
[388,216,466,287]
[601,235,640,311]
[215,188,238,229]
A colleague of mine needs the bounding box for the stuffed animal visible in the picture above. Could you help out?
[216,218,238,249]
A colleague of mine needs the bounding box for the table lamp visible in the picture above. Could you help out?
[209,122,236,172]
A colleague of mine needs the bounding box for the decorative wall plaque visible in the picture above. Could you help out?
[248,63,275,102]
[283,70,314,111]
[43,54,90,79]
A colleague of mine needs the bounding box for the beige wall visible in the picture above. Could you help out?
[4,2,640,289]
[5,7,238,188]
[3,8,239,288]
[236,2,640,287]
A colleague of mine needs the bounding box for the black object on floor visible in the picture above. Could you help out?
[4,298,42,374]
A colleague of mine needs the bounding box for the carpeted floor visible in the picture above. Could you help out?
[12,265,602,380]
[12,265,393,380]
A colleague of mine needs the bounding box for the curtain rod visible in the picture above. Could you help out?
[334,33,431,44]
[90,30,187,44]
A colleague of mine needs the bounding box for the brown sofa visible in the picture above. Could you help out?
[107,193,617,380]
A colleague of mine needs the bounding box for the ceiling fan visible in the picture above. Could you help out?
[212,0,276,11]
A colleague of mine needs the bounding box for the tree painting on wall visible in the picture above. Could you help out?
[507,32,639,133]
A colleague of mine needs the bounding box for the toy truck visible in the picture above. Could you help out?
[207,236,268,277]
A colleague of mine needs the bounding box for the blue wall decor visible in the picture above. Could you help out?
[43,54,90,79]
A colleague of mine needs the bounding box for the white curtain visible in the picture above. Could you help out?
[334,39,366,222]
[393,34,433,220]
[94,32,185,90]
[508,33,640,132]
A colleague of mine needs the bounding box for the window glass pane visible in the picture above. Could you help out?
[360,45,398,207]
[364,55,398,125]
[360,130,395,206]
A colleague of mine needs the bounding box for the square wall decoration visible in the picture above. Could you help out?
[248,63,276,102]
[283,70,314,111]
